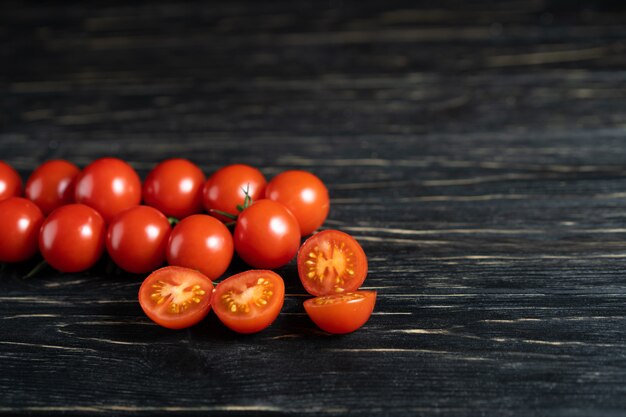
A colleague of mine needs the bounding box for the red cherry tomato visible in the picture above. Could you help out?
[142,158,206,219]
[297,230,368,296]
[166,214,233,280]
[213,270,285,334]
[0,161,23,202]
[203,164,266,222]
[265,170,329,236]
[39,204,105,272]
[74,158,141,223]
[234,200,300,269]
[304,291,376,334]
[106,205,171,274]
[138,266,214,329]
[0,198,44,262]
[25,160,80,215]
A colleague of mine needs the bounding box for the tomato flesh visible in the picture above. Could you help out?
[304,291,376,334]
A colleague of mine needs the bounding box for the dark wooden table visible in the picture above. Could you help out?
[2,1,626,415]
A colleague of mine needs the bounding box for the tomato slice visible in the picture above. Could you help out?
[138,266,214,329]
[304,291,376,334]
[213,270,285,334]
[297,230,368,296]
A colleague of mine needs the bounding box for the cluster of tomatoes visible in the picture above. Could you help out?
[0,158,375,335]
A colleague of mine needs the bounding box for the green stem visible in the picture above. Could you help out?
[23,259,49,279]
[209,209,238,221]
[167,216,180,226]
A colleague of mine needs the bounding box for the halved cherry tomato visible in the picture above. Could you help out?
[297,229,368,296]
[25,159,80,215]
[213,270,284,334]
[0,161,22,202]
[265,170,329,236]
[138,266,214,329]
[0,197,44,262]
[142,158,206,219]
[304,291,376,334]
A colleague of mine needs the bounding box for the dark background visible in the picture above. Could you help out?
[2,1,626,415]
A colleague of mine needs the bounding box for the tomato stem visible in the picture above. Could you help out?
[209,209,238,221]
[23,259,49,279]
[167,216,179,226]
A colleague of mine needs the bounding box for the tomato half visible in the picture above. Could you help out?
[143,158,206,219]
[297,230,368,296]
[0,161,22,202]
[304,291,376,334]
[74,157,141,223]
[265,170,329,236]
[25,159,80,215]
[0,198,44,262]
[213,270,284,334]
[138,266,214,329]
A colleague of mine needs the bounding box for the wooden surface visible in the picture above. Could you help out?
[2,1,626,415]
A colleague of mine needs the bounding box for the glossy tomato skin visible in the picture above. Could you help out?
[106,205,171,274]
[39,204,105,272]
[213,270,285,334]
[138,266,214,329]
[203,164,267,222]
[265,170,329,236]
[0,161,23,202]
[25,160,80,215]
[166,214,233,280]
[143,158,206,219]
[74,158,141,223]
[234,199,300,269]
[0,198,44,262]
[297,229,368,296]
[304,291,376,334]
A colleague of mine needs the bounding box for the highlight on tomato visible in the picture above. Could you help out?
[138,266,214,329]
[0,197,44,263]
[212,270,285,334]
[25,159,80,215]
[304,291,376,334]
[0,161,23,202]
[297,229,368,296]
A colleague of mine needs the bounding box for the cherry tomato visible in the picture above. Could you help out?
[0,198,44,262]
[138,266,214,329]
[74,158,141,223]
[142,158,206,219]
[0,161,22,202]
[234,200,300,269]
[106,205,171,274]
[166,214,233,280]
[203,164,266,222]
[25,160,80,215]
[297,230,368,296]
[213,270,284,334]
[304,291,376,334]
[39,204,105,272]
[265,170,329,236]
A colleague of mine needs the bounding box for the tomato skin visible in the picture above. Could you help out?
[0,161,23,202]
[39,204,105,272]
[304,291,376,334]
[166,214,233,280]
[25,160,80,215]
[265,170,329,236]
[138,266,214,329]
[74,158,141,223]
[203,164,267,222]
[297,229,368,296]
[106,205,171,274]
[0,198,44,262]
[234,200,301,269]
[142,158,206,219]
[213,270,285,334]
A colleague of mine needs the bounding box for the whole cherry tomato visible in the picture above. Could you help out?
[304,291,376,334]
[234,199,300,269]
[142,158,206,219]
[39,204,105,272]
[74,158,141,223]
[106,205,171,274]
[25,160,80,215]
[0,161,23,202]
[166,214,233,280]
[203,164,266,222]
[0,197,44,262]
[265,170,329,236]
